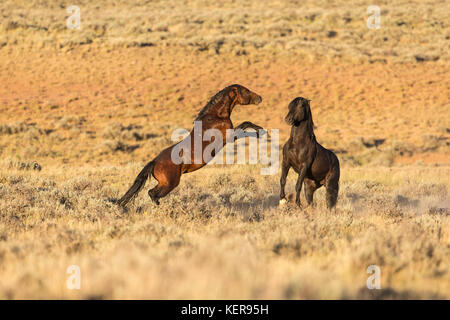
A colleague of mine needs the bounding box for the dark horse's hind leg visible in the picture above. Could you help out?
[325,173,339,210]
[304,178,319,206]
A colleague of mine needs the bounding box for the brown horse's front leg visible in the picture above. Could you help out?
[234,121,267,140]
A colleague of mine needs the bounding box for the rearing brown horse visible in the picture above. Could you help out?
[118,84,264,207]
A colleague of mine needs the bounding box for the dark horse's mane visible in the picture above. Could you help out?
[195,85,233,121]
[304,102,316,141]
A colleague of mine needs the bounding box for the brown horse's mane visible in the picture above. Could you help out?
[194,85,233,121]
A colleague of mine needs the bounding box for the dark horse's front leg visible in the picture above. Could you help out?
[280,161,290,201]
[234,121,267,140]
[295,167,307,208]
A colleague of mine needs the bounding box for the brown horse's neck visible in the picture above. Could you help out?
[197,93,235,121]
[213,93,237,119]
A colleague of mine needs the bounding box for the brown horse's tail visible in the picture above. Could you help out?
[117,161,155,207]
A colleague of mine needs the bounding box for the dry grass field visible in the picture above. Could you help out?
[0,0,449,299]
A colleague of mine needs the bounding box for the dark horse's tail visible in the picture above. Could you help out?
[117,161,155,207]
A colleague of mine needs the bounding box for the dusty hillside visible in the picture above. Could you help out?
[0,0,449,299]
[1,46,449,167]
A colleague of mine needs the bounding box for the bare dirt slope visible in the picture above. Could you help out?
[1,46,449,167]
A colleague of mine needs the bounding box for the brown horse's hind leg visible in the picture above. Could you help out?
[304,178,319,206]
[148,187,161,205]
[148,161,181,205]
[148,182,180,205]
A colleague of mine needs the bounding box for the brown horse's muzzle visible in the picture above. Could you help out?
[253,95,262,105]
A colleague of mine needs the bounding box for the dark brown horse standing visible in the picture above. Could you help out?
[118,84,264,207]
[280,97,340,209]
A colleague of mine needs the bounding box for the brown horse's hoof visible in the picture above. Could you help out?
[279,198,287,207]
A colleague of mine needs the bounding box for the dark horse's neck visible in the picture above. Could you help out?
[291,118,316,144]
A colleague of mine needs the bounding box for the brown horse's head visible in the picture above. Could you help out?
[285,97,313,126]
[229,84,262,106]
[195,84,262,120]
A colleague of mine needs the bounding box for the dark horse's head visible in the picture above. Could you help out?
[285,97,314,127]
[196,84,262,120]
